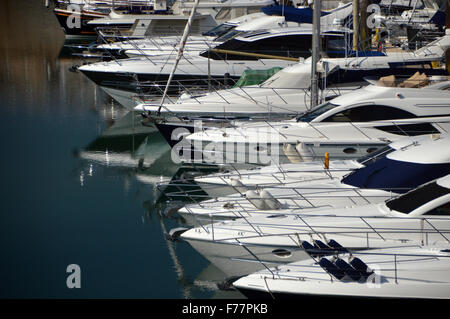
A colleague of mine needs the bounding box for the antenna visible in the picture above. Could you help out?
[310,0,321,108]
[156,0,201,115]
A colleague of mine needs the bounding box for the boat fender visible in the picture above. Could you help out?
[217,276,242,291]
[230,178,248,194]
[259,190,282,210]
[283,143,301,163]
[296,142,314,162]
[245,190,270,210]
[69,65,79,73]
[164,227,189,242]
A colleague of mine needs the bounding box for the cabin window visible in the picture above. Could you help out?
[356,145,395,165]
[374,123,440,136]
[385,181,450,214]
[204,23,235,37]
[343,147,357,154]
[296,102,338,122]
[214,29,243,42]
[423,202,450,216]
[323,105,417,122]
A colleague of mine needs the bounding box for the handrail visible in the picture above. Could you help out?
[423,218,450,243]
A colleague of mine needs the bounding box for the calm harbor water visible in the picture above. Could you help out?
[0,0,241,299]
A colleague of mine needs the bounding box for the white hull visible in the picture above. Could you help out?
[185,118,450,165]
[234,244,450,299]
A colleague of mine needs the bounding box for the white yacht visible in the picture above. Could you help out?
[99,12,302,109]
[182,81,450,164]
[78,55,296,97]
[133,31,450,116]
[87,0,275,35]
[233,243,450,299]
[94,12,272,58]
[180,174,450,277]
[188,134,422,198]
[175,133,450,225]
[134,57,358,115]
[120,1,353,58]
[77,2,357,98]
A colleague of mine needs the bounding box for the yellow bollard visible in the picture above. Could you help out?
[324,152,329,169]
[432,61,441,69]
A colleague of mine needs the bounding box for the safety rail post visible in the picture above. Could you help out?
[271,88,288,104]
[394,254,398,284]
[236,211,263,237]
[360,217,385,241]
[307,122,329,139]
[423,218,450,243]
[185,206,210,234]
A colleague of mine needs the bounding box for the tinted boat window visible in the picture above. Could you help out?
[214,29,243,42]
[296,102,339,122]
[323,105,417,122]
[342,157,450,193]
[204,24,235,37]
[374,123,440,136]
[424,202,450,215]
[385,181,450,214]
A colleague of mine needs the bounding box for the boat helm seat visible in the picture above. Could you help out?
[327,239,348,253]
[313,239,329,250]
[349,257,374,280]
[335,258,361,281]
[319,258,345,280]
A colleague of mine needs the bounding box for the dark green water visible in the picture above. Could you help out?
[0,0,239,299]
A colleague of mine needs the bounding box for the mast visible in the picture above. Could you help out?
[446,0,450,74]
[360,0,370,51]
[352,0,360,52]
[157,0,201,115]
[310,0,321,108]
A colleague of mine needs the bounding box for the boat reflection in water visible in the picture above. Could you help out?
[143,196,246,299]
[74,101,242,297]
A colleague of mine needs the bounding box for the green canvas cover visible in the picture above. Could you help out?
[233,67,283,88]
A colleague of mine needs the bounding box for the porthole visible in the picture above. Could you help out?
[366,147,378,153]
[272,248,292,258]
[343,147,357,154]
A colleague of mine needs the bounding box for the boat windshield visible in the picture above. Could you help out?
[356,146,395,165]
[385,181,450,215]
[296,102,339,122]
[341,157,450,193]
[214,29,244,42]
[203,23,235,37]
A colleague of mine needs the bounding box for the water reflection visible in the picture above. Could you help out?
[142,198,245,299]
[0,0,246,298]
[76,111,242,297]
